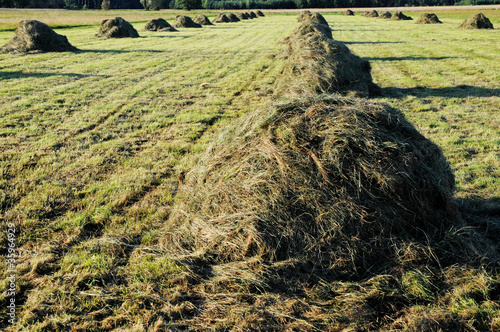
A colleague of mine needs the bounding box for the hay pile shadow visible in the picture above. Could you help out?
[1,20,78,53]
[144,18,177,32]
[193,15,214,26]
[391,11,413,21]
[275,15,379,98]
[458,13,494,29]
[214,13,231,23]
[416,13,442,24]
[364,10,379,18]
[379,11,392,19]
[227,13,241,22]
[344,9,354,16]
[173,15,202,28]
[163,94,466,279]
[97,17,139,38]
[256,10,265,17]
[237,12,250,20]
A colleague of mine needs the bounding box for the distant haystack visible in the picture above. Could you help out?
[379,11,392,19]
[1,20,78,53]
[344,9,354,16]
[365,10,379,18]
[458,13,494,29]
[297,10,329,26]
[237,12,250,20]
[144,18,177,32]
[256,10,265,17]
[227,13,241,22]
[214,13,231,23]
[249,11,258,18]
[97,17,139,38]
[193,14,214,26]
[245,12,254,19]
[173,15,202,28]
[416,13,442,24]
[391,11,413,21]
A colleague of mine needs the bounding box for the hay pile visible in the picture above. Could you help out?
[237,12,250,20]
[275,18,380,97]
[379,11,392,19]
[297,10,329,26]
[173,15,202,28]
[256,10,265,17]
[144,18,177,32]
[193,15,214,26]
[364,10,379,18]
[344,9,354,16]
[227,13,241,22]
[416,13,442,24]
[458,13,494,29]
[163,94,461,278]
[1,20,78,53]
[214,13,231,23]
[249,11,258,18]
[97,17,139,38]
[391,11,413,21]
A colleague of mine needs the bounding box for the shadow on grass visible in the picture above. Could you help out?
[0,70,109,79]
[341,41,406,44]
[366,56,459,61]
[381,85,500,98]
[79,49,165,53]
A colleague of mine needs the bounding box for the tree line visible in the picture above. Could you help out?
[1,0,498,12]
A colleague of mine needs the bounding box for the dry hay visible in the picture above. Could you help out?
[245,11,255,19]
[344,9,354,16]
[297,10,329,26]
[275,19,380,98]
[416,13,442,24]
[391,11,413,21]
[458,13,494,29]
[144,18,178,32]
[365,10,379,18]
[378,11,392,19]
[163,94,463,279]
[249,11,258,18]
[214,13,231,23]
[237,12,250,20]
[193,14,214,26]
[227,13,241,22]
[1,20,78,54]
[97,17,139,38]
[173,15,202,28]
[256,10,265,17]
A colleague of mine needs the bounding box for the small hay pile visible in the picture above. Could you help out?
[193,15,214,26]
[379,11,392,19]
[364,10,379,18]
[173,15,202,28]
[144,18,177,32]
[344,9,354,16]
[249,11,258,18]
[458,13,494,29]
[1,20,78,53]
[214,13,231,23]
[227,13,241,22]
[163,94,462,278]
[416,13,442,24]
[391,11,413,21]
[97,17,139,38]
[237,12,250,20]
[256,10,265,17]
[275,17,379,98]
[245,12,254,19]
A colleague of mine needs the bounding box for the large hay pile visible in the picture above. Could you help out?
[297,10,329,26]
[344,9,354,16]
[173,15,202,28]
[379,11,392,19]
[256,10,265,17]
[458,13,494,29]
[275,18,379,97]
[391,11,413,21]
[193,15,214,26]
[214,13,231,23]
[364,10,379,18]
[97,17,139,38]
[144,18,177,32]
[1,20,78,53]
[227,13,241,22]
[416,13,442,24]
[163,95,461,278]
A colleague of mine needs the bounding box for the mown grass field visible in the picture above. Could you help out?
[0,8,499,331]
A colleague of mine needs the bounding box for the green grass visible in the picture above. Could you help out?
[0,9,499,331]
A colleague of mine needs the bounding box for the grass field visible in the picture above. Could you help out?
[1,8,499,331]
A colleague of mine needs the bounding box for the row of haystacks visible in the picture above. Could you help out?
[275,11,379,98]
[162,11,476,282]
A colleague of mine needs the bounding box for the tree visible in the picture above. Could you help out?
[101,0,110,9]
[176,0,200,10]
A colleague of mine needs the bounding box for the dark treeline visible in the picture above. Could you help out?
[1,0,499,11]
